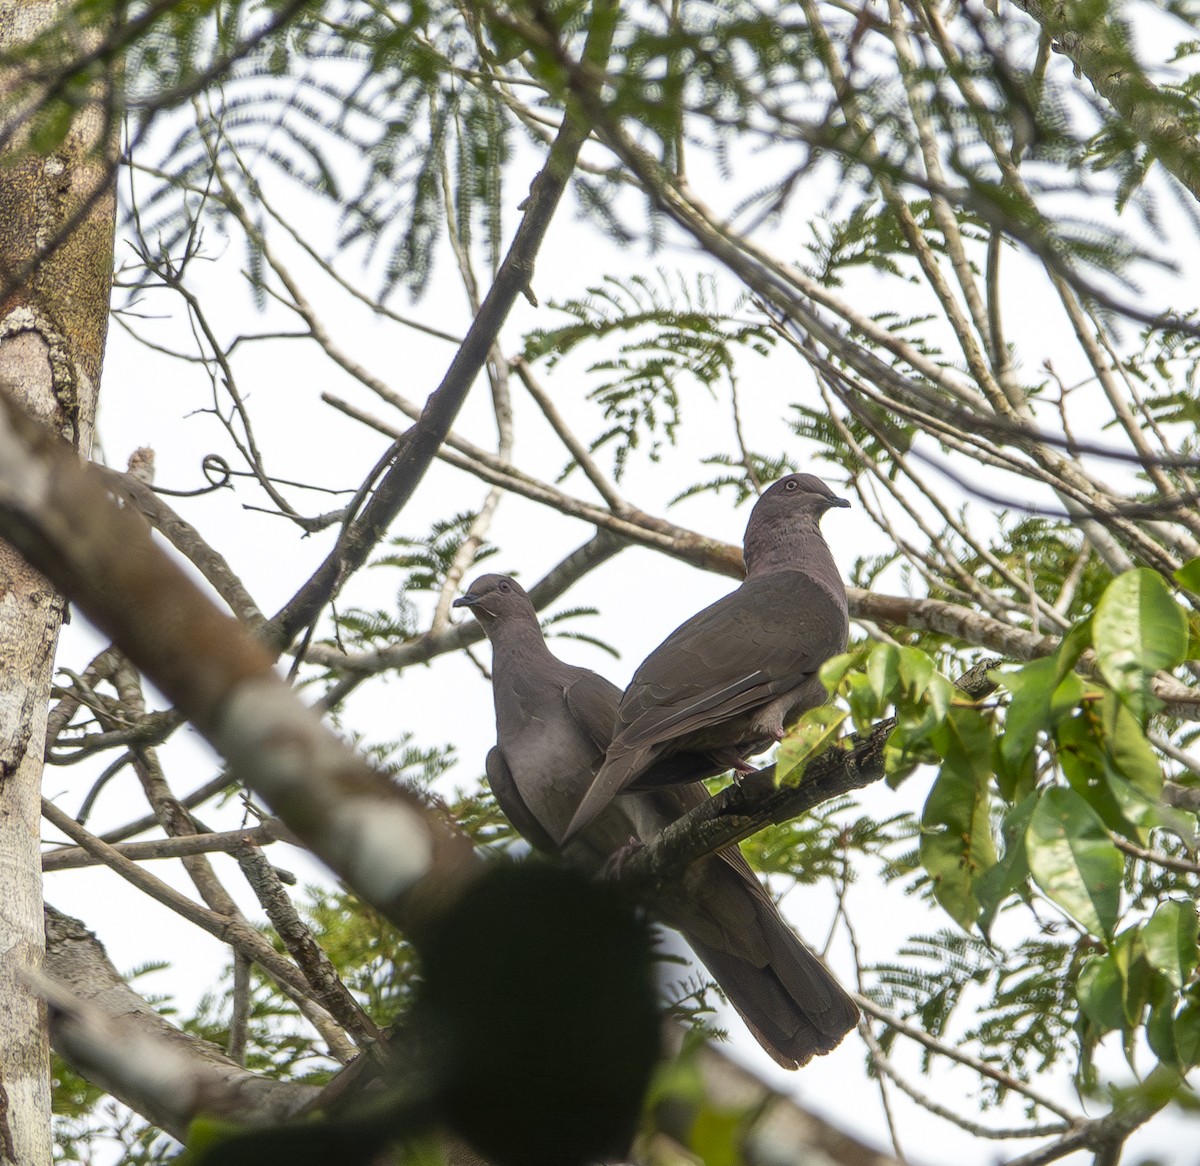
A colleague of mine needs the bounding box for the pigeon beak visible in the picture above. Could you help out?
[452,593,478,609]
[831,495,851,509]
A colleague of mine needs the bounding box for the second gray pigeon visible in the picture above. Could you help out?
[564,473,850,842]
[454,572,858,1070]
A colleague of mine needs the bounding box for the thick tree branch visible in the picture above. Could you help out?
[1009,0,1200,203]
[0,390,477,935]
[42,905,317,1140]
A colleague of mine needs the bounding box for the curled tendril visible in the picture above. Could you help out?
[152,454,233,497]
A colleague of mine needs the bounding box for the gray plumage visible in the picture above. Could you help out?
[454,572,858,1070]
[564,473,850,843]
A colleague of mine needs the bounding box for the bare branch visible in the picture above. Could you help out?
[268,3,621,646]
[42,825,279,871]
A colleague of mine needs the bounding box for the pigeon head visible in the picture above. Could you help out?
[454,573,536,627]
[743,474,850,575]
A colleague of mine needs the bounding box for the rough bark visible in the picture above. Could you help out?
[1010,0,1200,204]
[0,0,115,1160]
[43,906,318,1140]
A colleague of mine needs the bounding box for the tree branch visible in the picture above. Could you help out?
[1010,0,1200,204]
[267,0,620,646]
[0,389,476,935]
[42,905,317,1140]
[615,660,999,886]
[42,825,279,871]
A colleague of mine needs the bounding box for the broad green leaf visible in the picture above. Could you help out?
[1146,986,1180,1066]
[975,793,1037,937]
[994,733,1037,805]
[897,646,934,697]
[920,708,998,930]
[1026,787,1122,940]
[1058,708,1158,842]
[890,670,958,783]
[926,672,954,723]
[845,672,882,730]
[819,647,865,692]
[1100,693,1162,798]
[866,643,900,705]
[1093,569,1188,723]
[1111,927,1152,1027]
[777,706,848,787]
[1176,1001,1200,1067]
[1077,953,1124,1034]
[999,657,1085,772]
[1055,614,1093,680]
[1174,558,1200,594]
[1142,901,1199,991]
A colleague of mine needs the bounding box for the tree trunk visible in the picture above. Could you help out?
[0,0,115,1158]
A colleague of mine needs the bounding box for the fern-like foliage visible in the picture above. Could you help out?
[524,271,775,480]
[375,511,497,594]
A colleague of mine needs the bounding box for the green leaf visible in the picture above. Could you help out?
[888,670,956,777]
[1055,614,1093,679]
[926,672,954,724]
[1146,985,1180,1066]
[897,646,934,697]
[1142,901,1199,991]
[1057,708,1159,842]
[1111,927,1151,1028]
[1174,558,1200,594]
[1026,787,1122,940]
[818,647,865,692]
[975,793,1036,937]
[1099,692,1162,798]
[777,706,848,787]
[1175,1000,1200,1067]
[999,657,1085,773]
[1077,953,1124,1034]
[1093,569,1188,723]
[845,672,882,730]
[866,643,900,706]
[920,708,998,930]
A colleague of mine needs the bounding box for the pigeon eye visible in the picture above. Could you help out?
[784,480,798,491]
[498,581,511,592]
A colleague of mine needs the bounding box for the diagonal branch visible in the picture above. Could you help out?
[1009,0,1200,204]
[615,660,999,886]
[42,905,317,1140]
[0,388,477,934]
[267,0,620,647]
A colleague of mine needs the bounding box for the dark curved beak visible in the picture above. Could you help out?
[832,495,851,508]
[452,593,478,609]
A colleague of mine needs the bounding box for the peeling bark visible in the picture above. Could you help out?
[0,0,116,1159]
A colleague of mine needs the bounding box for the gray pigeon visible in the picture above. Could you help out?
[564,473,850,843]
[454,573,858,1069]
